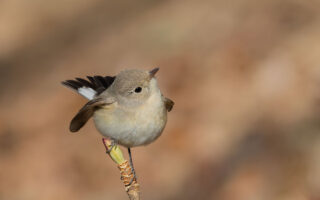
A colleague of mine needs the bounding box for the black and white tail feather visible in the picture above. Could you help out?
[61,76,115,100]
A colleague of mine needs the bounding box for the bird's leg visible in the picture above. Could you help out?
[102,138,116,153]
[127,148,137,186]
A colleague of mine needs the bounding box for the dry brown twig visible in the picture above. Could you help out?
[102,138,140,200]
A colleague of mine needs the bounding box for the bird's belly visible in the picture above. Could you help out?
[93,99,167,147]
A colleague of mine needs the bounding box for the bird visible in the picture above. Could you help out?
[61,68,174,183]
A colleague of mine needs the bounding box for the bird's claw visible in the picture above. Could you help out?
[125,170,137,186]
[102,138,116,154]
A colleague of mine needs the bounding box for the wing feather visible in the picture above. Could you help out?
[164,97,174,112]
[70,97,114,132]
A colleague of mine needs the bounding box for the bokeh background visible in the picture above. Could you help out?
[1,0,320,199]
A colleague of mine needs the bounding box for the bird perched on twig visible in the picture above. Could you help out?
[61,68,174,183]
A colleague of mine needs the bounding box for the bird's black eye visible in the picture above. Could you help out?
[134,87,142,93]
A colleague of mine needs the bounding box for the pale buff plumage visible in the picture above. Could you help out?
[62,68,174,148]
[93,78,167,147]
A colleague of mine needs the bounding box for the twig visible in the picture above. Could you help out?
[102,138,140,200]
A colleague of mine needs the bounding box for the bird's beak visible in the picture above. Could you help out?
[149,67,159,78]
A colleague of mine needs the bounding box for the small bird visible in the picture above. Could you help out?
[61,68,174,182]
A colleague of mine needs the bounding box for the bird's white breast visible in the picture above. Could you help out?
[93,79,167,147]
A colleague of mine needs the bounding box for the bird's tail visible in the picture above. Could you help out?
[61,76,115,100]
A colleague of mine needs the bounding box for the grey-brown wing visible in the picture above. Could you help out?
[164,97,174,112]
[69,97,114,132]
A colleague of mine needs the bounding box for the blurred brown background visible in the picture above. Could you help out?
[1,0,320,199]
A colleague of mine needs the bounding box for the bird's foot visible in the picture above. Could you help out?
[102,138,116,154]
[125,148,138,186]
[125,166,138,186]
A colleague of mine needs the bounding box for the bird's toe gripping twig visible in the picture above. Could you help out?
[102,138,140,200]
